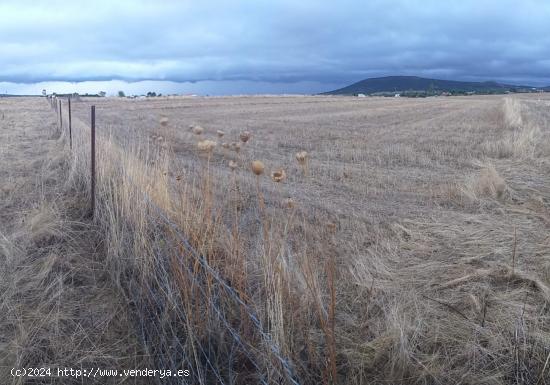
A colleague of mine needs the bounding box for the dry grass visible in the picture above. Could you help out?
[0,98,148,384]
[2,93,550,384]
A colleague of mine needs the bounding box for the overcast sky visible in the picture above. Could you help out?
[1,0,550,95]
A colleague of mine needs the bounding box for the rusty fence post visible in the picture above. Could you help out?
[59,100,62,131]
[91,105,96,218]
[68,97,72,150]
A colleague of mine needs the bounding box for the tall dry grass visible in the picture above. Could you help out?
[481,97,543,159]
[0,98,149,385]
[9,94,548,384]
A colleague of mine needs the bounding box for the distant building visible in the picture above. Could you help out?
[394,93,401,97]
[357,93,366,98]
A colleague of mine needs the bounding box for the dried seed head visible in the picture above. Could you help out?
[240,131,251,143]
[157,136,164,142]
[326,222,337,233]
[217,130,225,137]
[221,142,230,149]
[228,160,238,171]
[160,117,169,127]
[283,198,294,209]
[296,151,308,164]
[251,160,265,176]
[271,168,286,183]
[230,142,241,153]
[197,139,216,152]
[176,175,183,181]
[192,126,204,135]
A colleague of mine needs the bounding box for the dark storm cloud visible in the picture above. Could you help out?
[1,0,550,88]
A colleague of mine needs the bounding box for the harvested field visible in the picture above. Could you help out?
[2,94,550,384]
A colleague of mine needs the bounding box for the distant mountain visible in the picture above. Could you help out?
[323,76,543,96]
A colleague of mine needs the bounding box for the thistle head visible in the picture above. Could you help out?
[197,140,216,153]
[240,131,251,143]
[160,117,169,127]
[230,142,241,153]
[217,130,225,137]
[283,198,295,209]
[271,168,286,183]
[251,160,265,176]
[192,126,204,135]
[296,151,308,164]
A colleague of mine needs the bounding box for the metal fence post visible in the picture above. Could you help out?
[68,97,72,149]
[91,105,96,217]
[59,100,62,130]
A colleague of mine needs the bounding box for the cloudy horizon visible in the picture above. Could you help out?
[2,0,550,95]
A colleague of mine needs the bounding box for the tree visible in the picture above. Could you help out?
[118,90,125,97]
[98,91,106,97]
[147,91,157,97]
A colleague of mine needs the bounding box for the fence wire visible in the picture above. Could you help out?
[51,97,301,385]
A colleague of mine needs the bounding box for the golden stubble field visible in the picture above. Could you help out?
[2,93,550,384]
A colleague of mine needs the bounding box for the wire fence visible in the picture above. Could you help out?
[47,95,301,385]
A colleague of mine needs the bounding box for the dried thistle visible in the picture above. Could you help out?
[157,136,164,142]
[160,117,169,127]
[251,160,265,176]
[230,142,241,153]
[228,160,238,171]
[295,151,308,164]
[217,130,225,137]
[296,150,309,175]
[221,142,230,149]
[240,131,251,143]
[192,126,204,135]
[197,140,216,152]
[271,168,286,183]
[283,197,295,209]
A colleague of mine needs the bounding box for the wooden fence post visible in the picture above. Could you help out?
[59,100,62,130]
[68,97,72,150]
[91,105,96,218]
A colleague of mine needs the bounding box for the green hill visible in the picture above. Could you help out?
[323,76,542,96]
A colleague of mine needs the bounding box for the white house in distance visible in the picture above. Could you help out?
[357,93,366,98]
